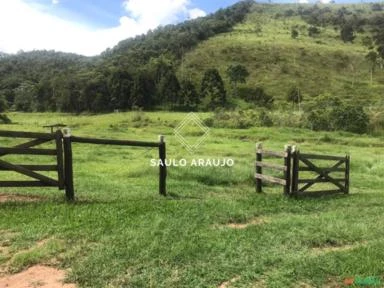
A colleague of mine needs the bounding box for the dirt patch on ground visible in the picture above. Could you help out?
[0,194,44,203]
[225,218,268,229]
[0,265,76,288]
[311,242,366,255]
[251,278,267,287]
[218,276,240,288]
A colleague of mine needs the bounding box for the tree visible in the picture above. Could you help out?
[308,26,320,37]
[0,93,7,112]
[291,28,299,39]
[109,69,134,110]
[157,71,181,107]
[365,51,378,85]
[13,81,36,112]
[226,64,249,97]
[332,105,369,134]
[0,93,11,123]
[340,24,355,43]
[243,86,274,109]
[286,86,303,109]
[201,68,226,109]
[130,72,155,109]
[179,80,200,110]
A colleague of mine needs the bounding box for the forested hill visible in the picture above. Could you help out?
[0,0,384,114]
[0,0,253,113]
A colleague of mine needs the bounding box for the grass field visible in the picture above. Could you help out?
[1,111,384,287]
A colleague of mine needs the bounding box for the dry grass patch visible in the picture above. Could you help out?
[311,241,367,255]
[225,217,269,229]
[218,276,240,288]
[0,193,45,203]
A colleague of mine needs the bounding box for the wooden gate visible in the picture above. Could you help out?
[0,130,64,189]
[255,143,350,197]
[291,149,350,197]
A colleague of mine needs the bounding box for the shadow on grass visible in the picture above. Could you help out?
[165,192,203,201]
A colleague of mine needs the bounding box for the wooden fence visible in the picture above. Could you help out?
[0,129,167,201]
[255,143,292,195]
[255,143,350,197]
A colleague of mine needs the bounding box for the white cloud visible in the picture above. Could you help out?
[0,0,207,56]
[188,8,207,19]
[52,0,59,5]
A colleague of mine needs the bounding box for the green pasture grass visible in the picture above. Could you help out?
[0,111,384,287]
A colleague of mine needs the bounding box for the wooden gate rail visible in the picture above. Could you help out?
[0,130,64,189]
[63,129,167,201]
[255,143,291,195]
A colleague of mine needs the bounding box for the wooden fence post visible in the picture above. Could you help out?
[345,154,350,194]
[62,128,74,201]
[291,146,299,197]
[159,135,167,196]
[284,145,292,195]
[256,142,263,193]
[55,130,65,190]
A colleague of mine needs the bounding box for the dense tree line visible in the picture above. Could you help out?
[0,1,254,113]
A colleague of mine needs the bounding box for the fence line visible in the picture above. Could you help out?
[0,129,167,201]
[255,143,291,195]
[255,143,350,197]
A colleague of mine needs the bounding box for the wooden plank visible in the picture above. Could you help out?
[298,178,345,184]
[0,148,57,155]
[345,155,350,194]
[0,138,50,157]
[257,149,287,158]
[256,143,262,193]
[299,153,345,161]
[0,181,57,187]
[0,130,54,140]
[255,173,286,186]
[70,136,159,148]
[299,157,345,191]
[298,167,345,172]
[291,147,300,195]
[0,159,59,186]
[55,130,65,190]
[63,134,74,201]
[256,161,287,171]
[0,165,57,171]
[284,145,292,195]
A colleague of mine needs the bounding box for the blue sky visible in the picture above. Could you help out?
[36,0,240,28]
[0,0,370,56]
[0,0,241,56]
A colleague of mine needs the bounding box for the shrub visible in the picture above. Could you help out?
[0,114,11,124]
[306,95,369,134]
[332,105,369,134]
[259,111,273,127]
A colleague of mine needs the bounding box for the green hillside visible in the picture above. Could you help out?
[1,1,384,133]
[180,4,384,106]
